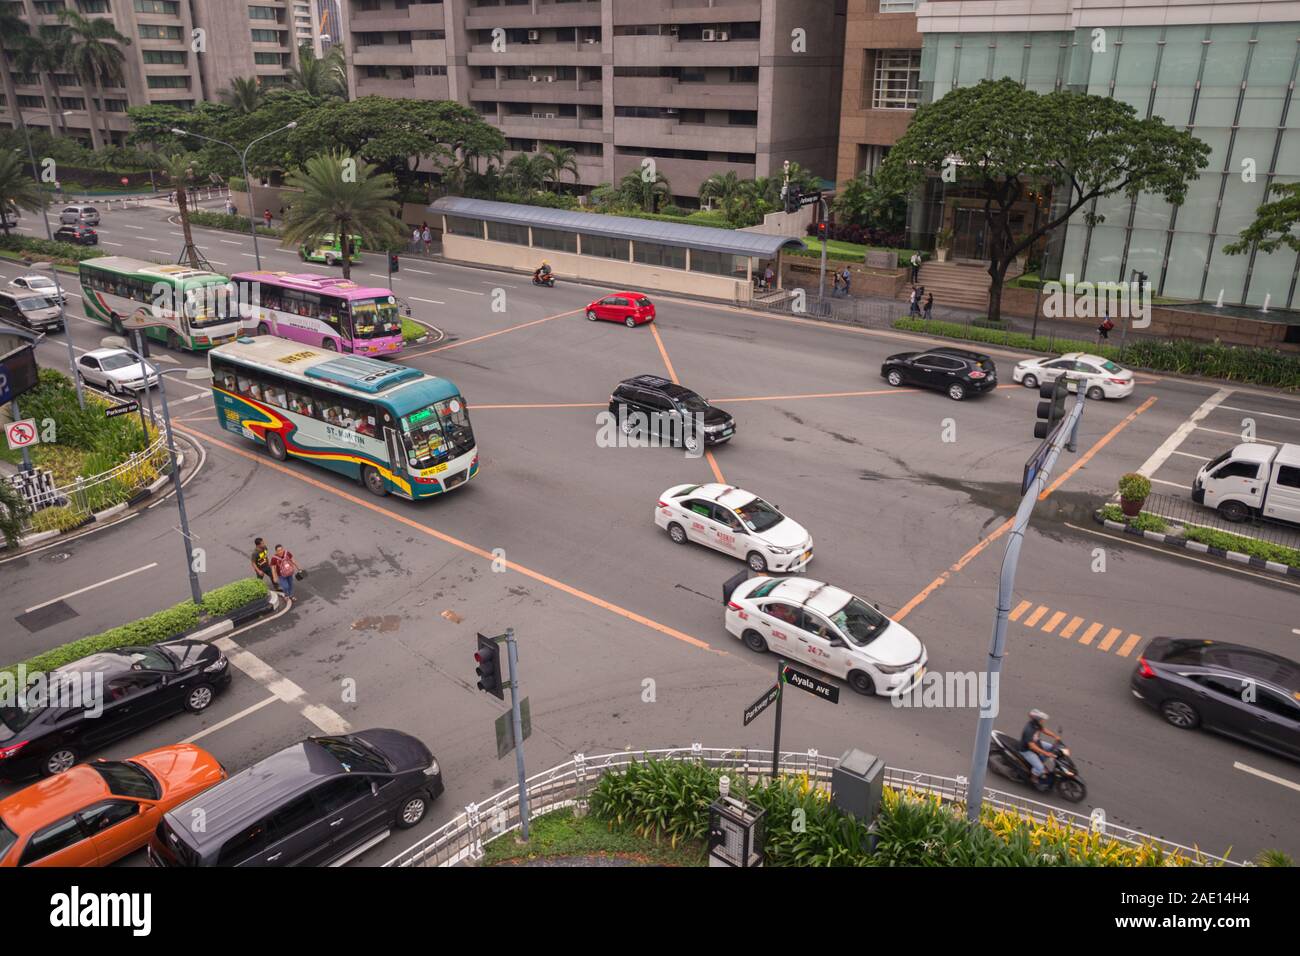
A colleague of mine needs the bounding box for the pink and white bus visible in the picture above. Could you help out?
[233,271,404,357]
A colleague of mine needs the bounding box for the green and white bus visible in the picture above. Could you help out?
[79,257,243,351]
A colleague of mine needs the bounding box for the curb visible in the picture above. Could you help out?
[1092,511,1300,580]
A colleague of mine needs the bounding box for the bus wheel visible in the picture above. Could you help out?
[166,330,180,350]
[322,338,337,351]
[325,253,336,266]
[266,432,287,461]
[362,465,388,497]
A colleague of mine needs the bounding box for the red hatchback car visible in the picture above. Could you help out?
[586,292,655,327]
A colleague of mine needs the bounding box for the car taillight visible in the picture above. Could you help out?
[968,370,987,379]
[727,601,743,612]
[1136,657,1156,679]
[1108,377,1128,385]
[0,741,28,760]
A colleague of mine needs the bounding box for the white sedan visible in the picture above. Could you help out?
[1012,352,1134,400]
[724,576,927,697]
[76,348,159,396]
[655,483,813,573]
[8,274,66,304]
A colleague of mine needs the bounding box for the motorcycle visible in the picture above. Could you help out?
[532,271,556,288]
[987,729,1087,803]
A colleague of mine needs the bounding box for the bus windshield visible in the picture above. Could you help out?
[351,297,402,339]
[400,395,474,468]
[184,283,236,328]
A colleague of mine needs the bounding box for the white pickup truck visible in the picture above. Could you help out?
[1192,441,1300,525]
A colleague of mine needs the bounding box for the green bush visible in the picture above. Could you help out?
[0,233,107,264]
[228,176,247,192]
[1118,472,1151,501]
[27,505,86,534]
[1181,527,1300,567]
[1129,512,1169,533]
[1098,503,1126,523]
[187,209,279,237]
[892,318,1300,390]
[1,577,269,678]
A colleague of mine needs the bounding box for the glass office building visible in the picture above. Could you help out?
[912,22,1300,308]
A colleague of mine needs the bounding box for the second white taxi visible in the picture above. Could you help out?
[656,483,813,573]
[1012,352,1134,400]
[724,576,927,697]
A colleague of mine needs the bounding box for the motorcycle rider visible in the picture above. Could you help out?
[533,260,552,283]
[1019,708,1062,788]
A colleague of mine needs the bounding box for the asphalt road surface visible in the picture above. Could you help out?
[2,202,1297,866]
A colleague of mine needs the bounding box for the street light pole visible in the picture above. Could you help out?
[172,122,298,271]
[35,262,84,410]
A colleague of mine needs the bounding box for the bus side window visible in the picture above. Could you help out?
[286,388,313,417]
[264,385,287,408]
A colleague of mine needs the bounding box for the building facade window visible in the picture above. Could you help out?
[248,5,279,20]
[147,75,189,89]
[579,234,629,260]
[879,0,917,12]
[254,52,287,65]
[59,97,85,110]
[531,227,577,253]
[445,216,483,237]
[134,0,178,12]
[873,50,921,110]
[138,24,183,40]
[486,221,529,244]
[17,95,47,108]
[632,242,686,270]
[77,0,111,12]
[142,50,186,64]
[251,28,282,42]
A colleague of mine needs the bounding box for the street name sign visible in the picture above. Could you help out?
[781,665,840,705]
[105,401,140,418]
[743,684,781,726]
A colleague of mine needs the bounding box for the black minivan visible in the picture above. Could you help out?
[148,729,443,867]
[609,374,735,451]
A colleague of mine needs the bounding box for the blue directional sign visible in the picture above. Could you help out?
[0,345,38,406]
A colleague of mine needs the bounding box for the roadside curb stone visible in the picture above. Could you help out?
[1094,511,1300,580]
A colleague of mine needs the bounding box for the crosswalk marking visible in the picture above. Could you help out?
[1078,622,1103,646]
[1041,611,1067,634]
[1117,633,1144,658]
[1097,627,1124,652]
[1023,605,1049,628]
[1059,616,1084,639]
[1009,600,1032,621]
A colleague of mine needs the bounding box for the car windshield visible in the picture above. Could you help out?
[400,395,475,468]
[92,760,161,799]
[313,735,392,774]
[18,296,57,311]
[670,390,710,413]
[351,297,402,339]
[126,646,175,672]
[0,701,43,733]
[100,354,138,372]
[185,282,237,328]
[828,596,890,646]
[634,297,652,308]
[734,497,784,533]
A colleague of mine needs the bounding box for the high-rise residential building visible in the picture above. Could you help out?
[0,0,309,147]
[835,0,920,185]
[912,0,1300,309]
[292,0,320,52]
[317,0,342,50]
[340,0,846,206]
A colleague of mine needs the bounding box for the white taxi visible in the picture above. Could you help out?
[1012,352,1134,400]
[655,483,812,573]
[725,576,926,697]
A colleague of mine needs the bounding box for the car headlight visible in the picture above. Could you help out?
[203,658,228,672]
[767,545,796,554]
[874,660,918,674]
[424,759,440,777]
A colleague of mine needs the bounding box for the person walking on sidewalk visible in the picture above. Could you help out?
[270,544,300,602]
[923,292,934,321]
[410,226,421,253]
[840,266,852,297]
[421,224,433,254]
[908,286,920,317]
[909,252,922,284]
[224,197,236,217]
[250,537,273,589]
[263,209,273,229]
[1097,314,1115,343]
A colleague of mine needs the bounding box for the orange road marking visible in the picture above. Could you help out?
[894,396,1156,622]
[1116,633,1144,658]
[650,322,680,384]
[1041,610,1067,634]
[1097,627,1124,652]
[418,309,579,356]
[175,423,721,655]
[705,449,725,484]
[1008,600,1032,621]
[1059,616,1084,639]
[1077,622,1103,646]
[715,388,914,402]
[1023,605,1049,628]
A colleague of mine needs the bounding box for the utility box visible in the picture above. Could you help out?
[707,794,765,868]
[832,749,885,823]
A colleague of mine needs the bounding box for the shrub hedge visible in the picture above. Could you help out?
[1181,527,1300,567]
[0,233,106,264]
[893,318,1300,390]
[186,209,280,237]
[1,577,269,678]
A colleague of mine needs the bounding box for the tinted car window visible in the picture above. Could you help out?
[0,821,16,860]
[1214,461,1260,480]
[1255,690,1300,720]
[124,646,176,672]
[79,800,140,833]
[313,736,392,773]
[265,794,320,840]
[218,821,273,865]
[1276,466,1300,489]
[93,760,161,799]
[640,391,672,412]
[20,817,86,865]
[312,776,372,814]
[1188,675,1246,698]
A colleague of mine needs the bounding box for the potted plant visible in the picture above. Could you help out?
[1118,472,1151,517]
[935,227,954,262]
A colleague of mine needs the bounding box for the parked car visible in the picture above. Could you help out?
[0,640,232,781]
[586,292,655,327]
[1193,441,1300,525]
[1012,352,1134,400]
[723,575,927,697]
[881,347,997,401]
[76,348,160,396]
[59,204,100,226]
[148,729,443,867]
[656,482,813,573]
[53,224,98,245]
[1131,637,1300,761]
[0,745,226,867]
[609,374,735,451]
[7,275,65,305]
[0,289,63,333]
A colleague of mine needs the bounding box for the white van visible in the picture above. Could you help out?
[1192,442,1300,525]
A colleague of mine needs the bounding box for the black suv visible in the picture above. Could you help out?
[881,347,997,401]
[1131,638,1300,762]
[148,729,443,867]
[0,640,232,780]
[609,374,735,450]
[53,224,98,245]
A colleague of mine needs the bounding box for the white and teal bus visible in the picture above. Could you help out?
[79,257,242,351]
[208,336,479,499]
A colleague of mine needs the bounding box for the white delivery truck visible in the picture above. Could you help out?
[1192,442,1300,524]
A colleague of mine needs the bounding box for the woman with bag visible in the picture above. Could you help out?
[270,544,300,603]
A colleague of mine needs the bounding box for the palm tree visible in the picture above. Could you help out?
[280,150,405,282]
[0,151,49,236]
[222,76,265,115]
[698,171,741,210]
[57,9,132,150]
[502,153,548,194]
[159,153,201,267]
[0,8,29,142]
[287,43,346,99]
[538,144,579,193]
[616,168,672,213]
[721,180,770,228]
[12,27,70,139]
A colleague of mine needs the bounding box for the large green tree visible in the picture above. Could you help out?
[877,77,1210,322]
[280,150,406,282]
[1224,182,1300,256]
[834,169,908,232]
[57,9,132,150]
[0,150,49,236]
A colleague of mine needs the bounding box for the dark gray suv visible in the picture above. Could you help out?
[147,728,443,867]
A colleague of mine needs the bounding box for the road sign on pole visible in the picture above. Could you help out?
[780,664,841,705]
[105,401,140,419]
[4,419,39,451]
[494,696,531,759]
[743,684,780,727]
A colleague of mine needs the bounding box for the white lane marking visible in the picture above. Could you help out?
[367,274,389,280]
[240,253,257,257]
[212,634,351,735]
[1233,762,1300,793]
[1195,425,1279,444]
[25,562,159,613]
[206,259,227,266]
[180,694,280,744]
[404,267,434,275]
[1293,628,1300,635]
[101,241,124,247]
[149,249,172,256]
[220,239,242,245]
[1150,478,1192,490]
[1171,450,1209,460]
[448,287,484,296]
[1136,388,1231,478]
[410,296,444,305]
[122,224,145,230]
[1218,404,1300,423]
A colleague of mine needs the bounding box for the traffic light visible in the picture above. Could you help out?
[389,252,399,273]
[1033,377,1068,440]
[816,221,828,240]
[475,633,504,699]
